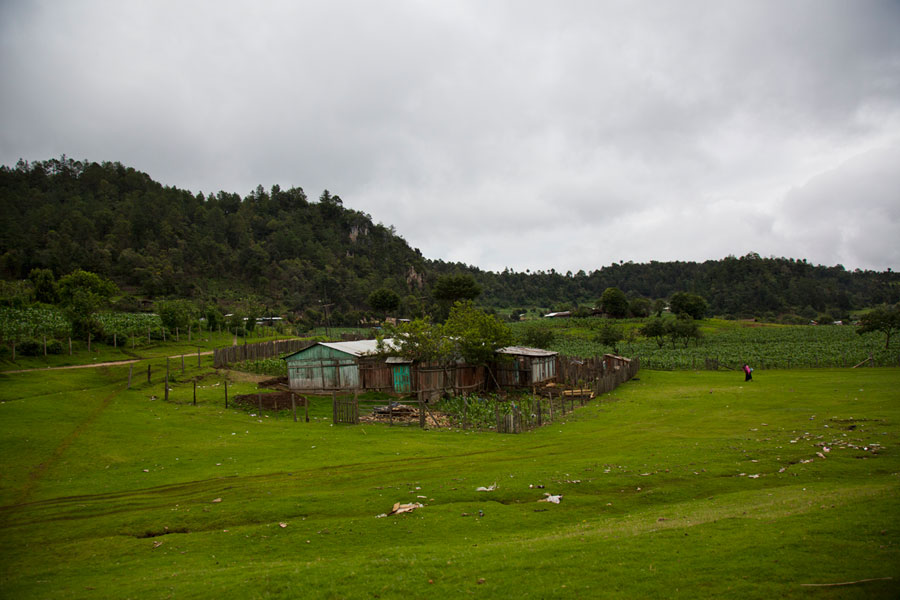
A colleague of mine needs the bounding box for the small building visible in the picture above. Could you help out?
[284,340,556,395]
[543,311,571,319]
[283,339,404,394]
[494,346,558,387]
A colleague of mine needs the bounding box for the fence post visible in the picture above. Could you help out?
[292,393,297,422]
[305,395,309,422]
[332,391,337,425]
[164,373,169,402]
[225,380,228,409]
[69,337,72,355]
[419,392,426,429]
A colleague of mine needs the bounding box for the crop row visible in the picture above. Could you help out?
[547,324,899,369]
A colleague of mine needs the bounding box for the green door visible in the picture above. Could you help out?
[392,365,411,393]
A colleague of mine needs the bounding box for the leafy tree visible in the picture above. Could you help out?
[433,274,482,318]
[669,292,708,320]
[205,305,225,331]
[652,299,667,317]
[599,287,629,318]
[596,321,624,350]
[640,317,667,348]
[227,311,246,334]
[443,300,514,366]
[28,268,58,304]
[667,314,702,348]
[857,305,900,349]
[377,318,451,362]
[628,297,651,318]
[57,269,118,337]
[368,288,400,318]
[157,299,197,332]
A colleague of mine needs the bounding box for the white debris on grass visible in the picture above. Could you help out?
[377,502,424,518]
[476,483,497,492]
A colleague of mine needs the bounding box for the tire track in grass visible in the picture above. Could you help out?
[12,386,126,506]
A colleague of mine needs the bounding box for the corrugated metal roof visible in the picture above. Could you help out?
[498,346,558,357]
[317,339,394,357]
[314,338,407,357]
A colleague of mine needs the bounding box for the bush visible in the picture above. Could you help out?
[15,338,64,355]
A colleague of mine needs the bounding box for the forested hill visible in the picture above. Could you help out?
[0,157,428,316]
[1,157,897,320]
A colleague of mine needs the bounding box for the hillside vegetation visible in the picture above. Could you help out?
[2,157,898,322]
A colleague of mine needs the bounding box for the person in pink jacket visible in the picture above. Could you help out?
[743,364,753,382]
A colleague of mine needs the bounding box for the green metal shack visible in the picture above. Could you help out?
[283,339,395,393]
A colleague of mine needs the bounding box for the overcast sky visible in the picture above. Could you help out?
[2,1,899,273]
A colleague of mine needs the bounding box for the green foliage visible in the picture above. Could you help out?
[14,338,64,356]
[3,159,899,322]
[512,317,897,369]
[234,357,286,377]
[204,305,225,331]
[156,299,198,332]
[0,306,70,339]
[94,312,162,337]
[377,317,451,362]
[639,317,667,347]
[595,321,624,350]
[57,270,118,337]
[433,274,482,318]
[28,268,57,304]
[652,298,667,317]
[367,288,400,317]
[628,296,650,318]
[444,301,514,365]
[667,314,702,348]
[599,287,629,318]
[669,292,708,320]
[519,324,555,348]
[856,304,900,349]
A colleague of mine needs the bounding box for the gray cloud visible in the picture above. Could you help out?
[2,0,899,271]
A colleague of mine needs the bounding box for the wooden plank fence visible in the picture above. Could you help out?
[213,339,315,368]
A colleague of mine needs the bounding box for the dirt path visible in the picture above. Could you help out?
[3,351,215,374]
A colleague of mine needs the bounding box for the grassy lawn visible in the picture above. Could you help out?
[1,365,898,598]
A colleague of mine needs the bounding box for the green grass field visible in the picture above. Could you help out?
[1,360,898,598]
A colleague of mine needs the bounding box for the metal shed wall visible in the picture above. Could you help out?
[285,344,361,391]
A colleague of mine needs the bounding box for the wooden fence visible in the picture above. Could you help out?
[556,354,640,393]
[333,392,359,425]
[213,339,315,368]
